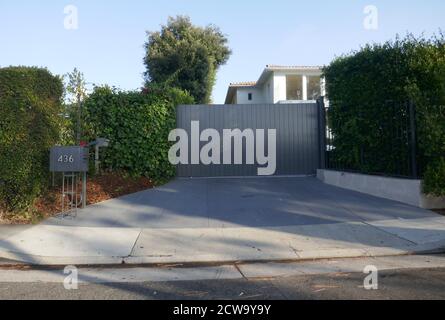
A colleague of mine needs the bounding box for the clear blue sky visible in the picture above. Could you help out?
[1,1,444,103]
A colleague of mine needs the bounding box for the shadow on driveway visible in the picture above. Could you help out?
[42,176,440,229]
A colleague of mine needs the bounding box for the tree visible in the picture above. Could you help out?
[144,16,231,104]
[64,68,88,143]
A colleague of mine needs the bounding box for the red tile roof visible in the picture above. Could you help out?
[229,81,257,87]
[266,65,323,70]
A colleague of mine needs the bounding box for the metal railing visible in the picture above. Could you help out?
[319,98,421,179]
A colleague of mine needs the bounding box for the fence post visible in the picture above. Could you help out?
[409,100,418,179]
[317,96,327,170]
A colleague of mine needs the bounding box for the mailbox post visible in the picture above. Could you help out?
[50,146,89,214]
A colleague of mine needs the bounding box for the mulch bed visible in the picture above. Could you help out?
[1,172,154,224]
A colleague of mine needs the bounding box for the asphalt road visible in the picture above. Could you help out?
[1,268,445,300]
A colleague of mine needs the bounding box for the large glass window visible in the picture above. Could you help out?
[286,75,303,100]
[307,76,321,100]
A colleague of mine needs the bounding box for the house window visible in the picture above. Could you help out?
[248,93,253,101]
[286,75,303,100]
[307,76,321,100]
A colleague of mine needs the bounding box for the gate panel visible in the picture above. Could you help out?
[176,103,320,177]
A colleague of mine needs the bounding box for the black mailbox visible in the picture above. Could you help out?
[50,146,89,172]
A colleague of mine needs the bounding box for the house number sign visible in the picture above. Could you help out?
[50,146,89,172]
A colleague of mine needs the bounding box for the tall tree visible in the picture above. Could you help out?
[64,68,87,143]
[144,16,231,104]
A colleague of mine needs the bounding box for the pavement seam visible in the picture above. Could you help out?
[206,179,210,228]
[360,220,419,246]
[234,264,248,280]
[128,229,143,259]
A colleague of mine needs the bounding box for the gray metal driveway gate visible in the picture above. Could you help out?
[176,103,322,177]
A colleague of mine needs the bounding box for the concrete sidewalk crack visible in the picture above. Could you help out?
[288,243,301,258]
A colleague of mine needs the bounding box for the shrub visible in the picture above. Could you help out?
[323,34,445,196]
[423,158,445,196]
[83,84,193,183]
[0,67,64,211]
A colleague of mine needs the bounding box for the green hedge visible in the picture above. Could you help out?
[83,85,193,183]
[0,67,64,211]
[323,34,445,196]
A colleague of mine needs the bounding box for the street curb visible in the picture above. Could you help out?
[2,245,444,268]
[0,251,124,266]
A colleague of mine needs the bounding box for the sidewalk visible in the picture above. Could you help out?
[1,217,445,266]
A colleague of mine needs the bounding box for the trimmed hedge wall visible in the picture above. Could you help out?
[83,85,193,183]
[0,67,64,211]
[323,34,445,196]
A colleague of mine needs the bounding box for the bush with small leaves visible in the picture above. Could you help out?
[0,67,64,212]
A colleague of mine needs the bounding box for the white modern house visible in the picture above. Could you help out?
[225,65,325,104]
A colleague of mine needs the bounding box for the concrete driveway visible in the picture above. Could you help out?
[44,176,439,229]
[2,176,445,266]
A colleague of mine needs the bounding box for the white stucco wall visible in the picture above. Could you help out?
[317,169,445,209]
[263,76,274,104]
[236,87,264,104]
